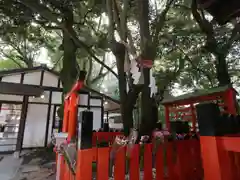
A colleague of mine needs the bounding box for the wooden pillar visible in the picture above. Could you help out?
[62,100,69,133]
[164,106,170,131]
[68,92,78,140]
[223,89,237,115]
[15,95,29,156]
[44,91,52,147]
[101,98,104,129]
[190,104,197,132]
[75,110,93,180]
[196,103,235,180]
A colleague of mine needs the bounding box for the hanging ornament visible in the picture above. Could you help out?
[130,58,141,85]
[149,69,158,97]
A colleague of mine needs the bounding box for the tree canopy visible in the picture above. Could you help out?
[0,0,240,135]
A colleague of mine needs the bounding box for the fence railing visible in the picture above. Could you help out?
[59,139,203,180]
[201,136,240,180]
[92,132,123,146]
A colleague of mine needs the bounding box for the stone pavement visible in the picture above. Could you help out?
[0,155,23,180]
[10,159,55,180]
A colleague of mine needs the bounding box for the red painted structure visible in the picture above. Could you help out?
[92,132,122,146]
[200,136,240,180]
[76,140,202,180]
[162,86,237,132]
[56,78,204,180]
[57,79,239,180]
[58,77,84,180]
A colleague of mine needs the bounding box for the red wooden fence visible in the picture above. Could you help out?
[59,139,203,180]
[201,136,240,180]
[92,132,123,146]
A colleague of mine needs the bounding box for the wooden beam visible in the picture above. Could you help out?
[0,82,43,96]
[16,95,29,153]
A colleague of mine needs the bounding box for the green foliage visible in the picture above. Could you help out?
[0,0,240,97]
[0,59,26,70]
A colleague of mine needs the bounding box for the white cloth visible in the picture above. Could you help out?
[149,69,158,97]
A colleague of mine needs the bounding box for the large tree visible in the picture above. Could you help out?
[191,0,240,86]
[0,0,118,92]
[105,0,186,136]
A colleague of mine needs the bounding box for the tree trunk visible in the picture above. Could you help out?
[138,0,156,138]
[58,8,78,120]
[60,9,78,95]
[112,42,140,136]
[215,54,231,86]
[60,31,78,94]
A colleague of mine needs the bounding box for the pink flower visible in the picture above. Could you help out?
[140,135,149,143]
[162,130,170,136]
[153,131,164,138]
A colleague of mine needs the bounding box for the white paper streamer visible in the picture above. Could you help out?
[149,69,158,97]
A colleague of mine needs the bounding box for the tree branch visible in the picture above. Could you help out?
[112,0,123,39]
[224,22,240,53]
[191,0,216,41]
[90,63,116,85]
[0,51,24,68]
[177,46,214,86]
[98,54,106,76]
[191,0,212,35]
[19,0,119,79]
[106,0,115,42]
[152,0,175,48]
[120,0,129,41]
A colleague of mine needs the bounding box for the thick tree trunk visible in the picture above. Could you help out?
[215,54,239,113]
[60,31,78,94]
[215,54,231,86]
[60,9,78,95]
[138,0,156,138]
[112,42,140,136]
[58,8,78,120]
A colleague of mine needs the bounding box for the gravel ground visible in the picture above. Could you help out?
[11,167,55,180]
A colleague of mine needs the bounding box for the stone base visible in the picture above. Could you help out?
[13,151,20,159]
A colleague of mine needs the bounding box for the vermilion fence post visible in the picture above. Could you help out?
[175,141,187,180]
[165,106,170,131]
[114,147,126,180]
[200,136,235,180]
[67,93,78,141]
[196,103,235,180]
[129,144,140,180]
[144,144,153,180]
[155,144,164,180]
[75,149,93,180]
[166,142,175,180]
[190,104,197,132]
[97,147,110,180]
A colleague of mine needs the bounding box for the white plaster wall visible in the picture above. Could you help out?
[0,145,16,152]
[28,91,49,103]
[51,91,62,104]
[90,98,102,106]
[0,94,23,101]
[1,74,21,83]
[23,104,48,148]
[79,94,88,106]
[0,106,10,124]
[91,107,102,130]
[42,71,58,87]
[23,71,41,85]
[0,138,17,146]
